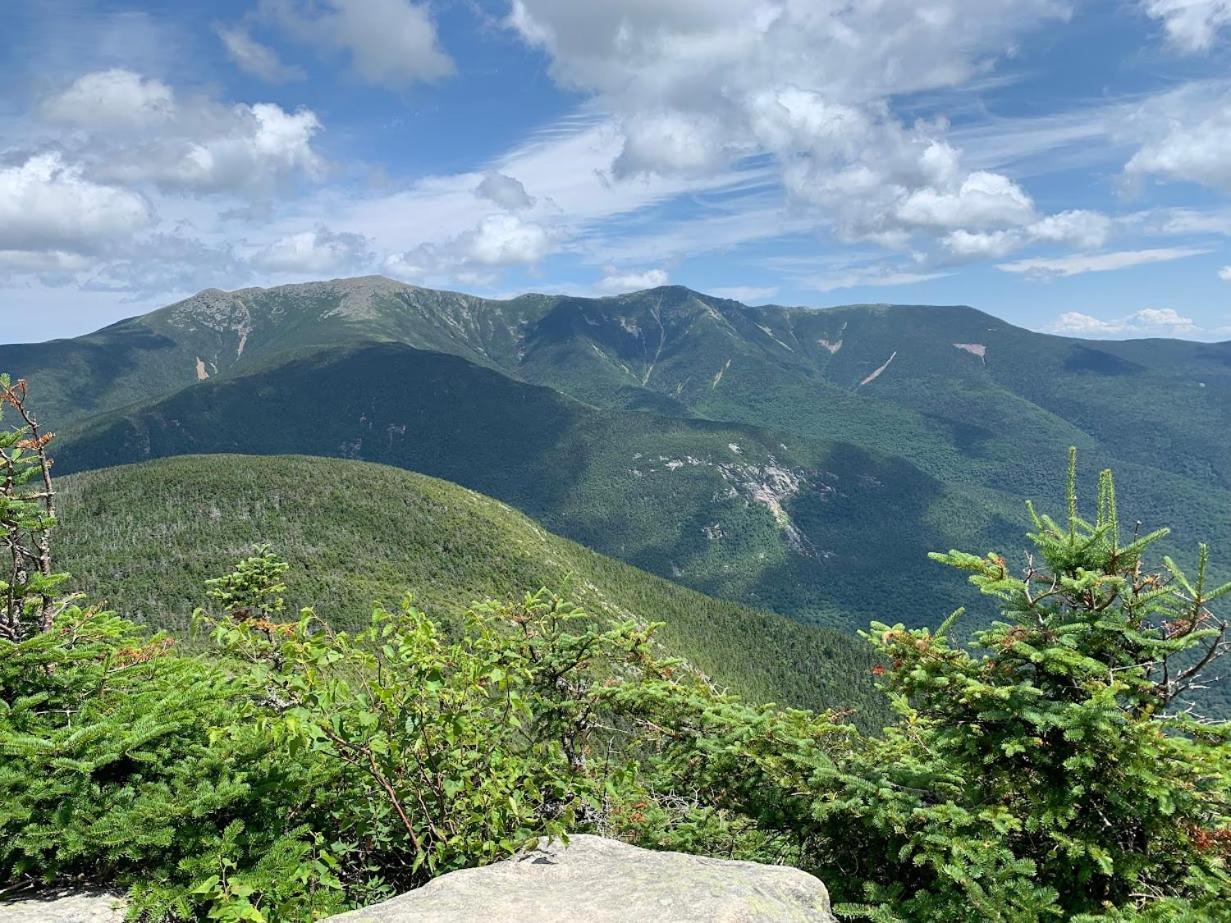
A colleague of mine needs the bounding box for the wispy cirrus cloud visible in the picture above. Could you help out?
[997,247,1210,279]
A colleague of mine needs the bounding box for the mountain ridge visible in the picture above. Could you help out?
[3,274,1228,719]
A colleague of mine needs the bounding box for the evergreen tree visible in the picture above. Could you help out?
[618,451,1231,920]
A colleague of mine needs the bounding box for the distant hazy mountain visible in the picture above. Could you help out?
[8,277,1229,656]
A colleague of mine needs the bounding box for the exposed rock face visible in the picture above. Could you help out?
[326,834,835,923]
[0,891,126,923]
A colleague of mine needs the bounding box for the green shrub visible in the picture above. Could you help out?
[0,605,345,921]
[201,564,677,893]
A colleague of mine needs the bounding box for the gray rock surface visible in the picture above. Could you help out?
[326,834,835,922]
[0,891,126,923]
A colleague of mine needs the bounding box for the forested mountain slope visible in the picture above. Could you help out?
[55,343,1014,627]
[56,454,883,715]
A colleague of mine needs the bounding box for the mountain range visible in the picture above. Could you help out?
[7,276,1229,710]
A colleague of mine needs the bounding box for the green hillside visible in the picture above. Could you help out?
[55,342,1017,628]
[56,454,883,716]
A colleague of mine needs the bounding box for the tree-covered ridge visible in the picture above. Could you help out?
[1,379,1227,922]
[55,453,883,716]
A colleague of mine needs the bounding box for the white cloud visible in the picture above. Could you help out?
[808,267,951,292]
[508,0,1067,106]
[507,0,1078,252]
[466,214,553,266]
[0,249,93,274]
[36,70,325,196]
[216,25,304,83]
[595,267,669,293]
[1125,95,1231,193]
[1144,0,1231,52]
[331,117,771,281]
[997,246,1209,279]
[475,171,535,210]
[42,69,175,129]
[0,153,151,253]
[941,209,1111,260]
[96,99,323,194]
[613,112,729,177]
[896,170,1036,230]
[265,0,453,86]
[943,229,1022,259]
[1220,265,1231,280]
[83,231,249,296]
[1051,307,1199,337]
[251,226,373,274]
[385,214,555,280]
[1027,210,1112,249]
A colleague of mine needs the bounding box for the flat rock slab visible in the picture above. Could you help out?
[0,891,126,923]
[327,834,835,923]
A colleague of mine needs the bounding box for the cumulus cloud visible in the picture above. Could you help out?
[385,214,555,279]
[42,69,175,129]
[595,267,669,293]
[4,70,330,291]
[47,75,324,196]
[251,226,373,274]
[475,171,535,210]
[1125,94,1231,193]
[0,153,151,254]
[264,0,453,87]
[1051,307,1198,337]
[507,0,1080,252]
[508,0,1066,105]
[41,72,325,195]
[216,25,305,83]
[942,210,1111,260]
[465,214,553,266]
[1220,265,1231,280]
[101,102,322,193]
[1144,0,1231,52]
[997,246,1209,279]
[613,112,729,177]
[895,171,1036,230]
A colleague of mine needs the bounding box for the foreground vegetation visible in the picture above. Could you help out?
[2,380,1228,921]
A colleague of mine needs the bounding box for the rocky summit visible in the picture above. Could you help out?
[0,890,126,923]
[325,835,836,922]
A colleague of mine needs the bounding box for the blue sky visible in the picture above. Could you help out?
[2,0,1231,342]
